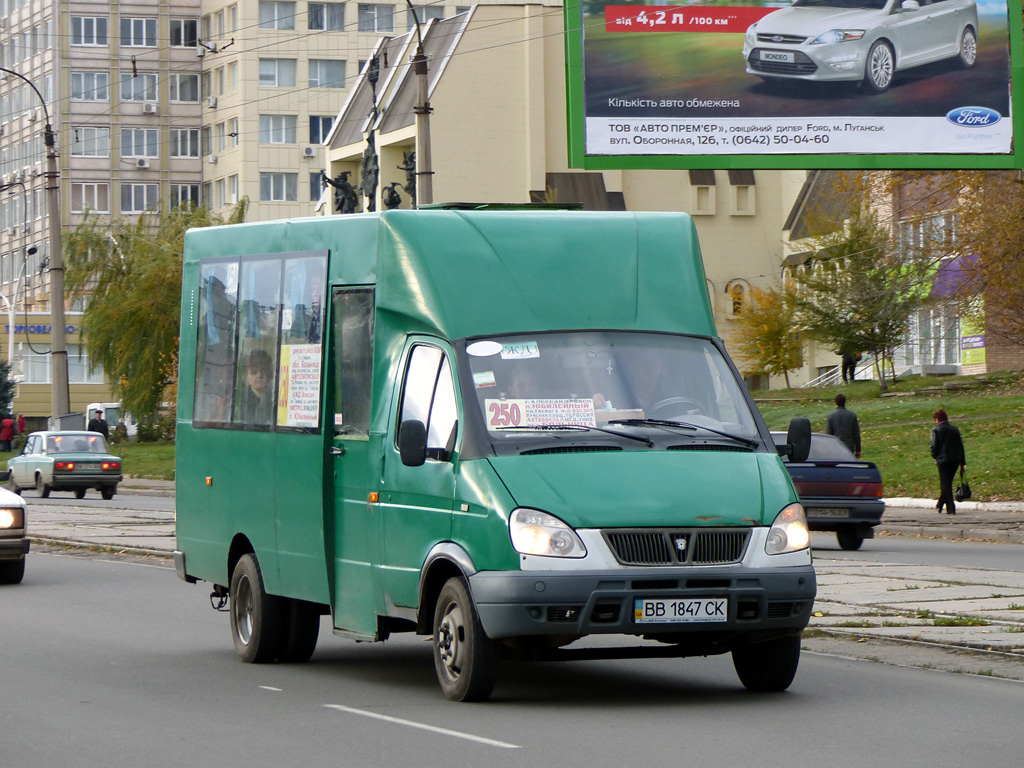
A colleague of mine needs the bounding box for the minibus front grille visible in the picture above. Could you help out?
[667,444,751,453]
[603,529,750,566]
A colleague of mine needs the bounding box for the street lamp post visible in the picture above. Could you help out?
[1,67,70,426]
[404,1,433,207]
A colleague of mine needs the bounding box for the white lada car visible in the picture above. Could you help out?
[743,0,979,94]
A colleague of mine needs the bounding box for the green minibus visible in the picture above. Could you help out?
[174,208,815,701]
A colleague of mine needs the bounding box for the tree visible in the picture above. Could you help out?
[0,359,16,417]
[787,212,929,392]
[64,200,248,419]
[731,285,803,389]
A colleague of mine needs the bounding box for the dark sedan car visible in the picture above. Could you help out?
[772,432,884,550]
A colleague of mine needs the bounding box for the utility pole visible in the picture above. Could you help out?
[405,2,433,206]
[1,67,69,425]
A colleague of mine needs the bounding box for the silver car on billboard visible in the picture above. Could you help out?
[743,0,979,94]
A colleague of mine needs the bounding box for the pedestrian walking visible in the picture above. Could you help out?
[841,353,857,383]
[88,409,110,439]
[930,409,966,515]
[0,415,13,451]
[16,413,25,435]
[825,393,861,458]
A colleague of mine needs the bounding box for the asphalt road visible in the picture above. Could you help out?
[3,551,1024,768]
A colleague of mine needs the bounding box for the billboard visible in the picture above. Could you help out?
[565,0,1024,169]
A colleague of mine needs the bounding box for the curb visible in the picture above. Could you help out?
[884,497,1024,513]
[30,536,173,558]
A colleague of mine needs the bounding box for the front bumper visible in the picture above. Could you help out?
[470,564,816,643]
[744,45,866,83]
[0,537,30,558]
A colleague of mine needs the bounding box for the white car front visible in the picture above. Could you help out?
[743,0,979,93]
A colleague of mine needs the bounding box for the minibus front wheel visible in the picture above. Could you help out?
[732,633,801,692]
[432,577,499,702]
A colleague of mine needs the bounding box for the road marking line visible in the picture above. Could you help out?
[323,704,520,749]
[259,686,283,692]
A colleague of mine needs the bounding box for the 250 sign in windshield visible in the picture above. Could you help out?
[634,597,728,624]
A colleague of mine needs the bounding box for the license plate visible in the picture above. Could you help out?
[807,508,849,518]
[634,598,728,624]
[760,50,795,64]
[78,463,100,471]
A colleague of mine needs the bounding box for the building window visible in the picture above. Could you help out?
[121,128,159,158]
[407,5,443,30]
[70,71,109,101]
[228,174,239,204]
[71,183,110,213]
[71,126,110,157]
[358,4,394,32]
[310,172,324,202]
[728,170,756,216]
[215,123,226,152]
[171,129,201,157]
[228,4,238,32]
[216,179,226,208]
[120,18,157,47]
[170,19,199,47]
[169,74,200,102]
[121,183,160,214]
[259,59,297,87]
[229,62,239,91]
[171,184,201,208]
[310,116,335,144]
[259,114,297,144]
[260,172,298,201]
[120,73,158,101]
[71,17,108,46]
[309,2,345,30]
[259,1,297,29]
[309,59,345,88]
[689,169,716,216]
[229,118,239,147]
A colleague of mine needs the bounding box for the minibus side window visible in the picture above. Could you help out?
[399,345,457,458]
[331,288,374,437]
[233,258,282,427]
[195,261,239,424]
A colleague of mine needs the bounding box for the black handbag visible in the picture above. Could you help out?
[955,468,971,502]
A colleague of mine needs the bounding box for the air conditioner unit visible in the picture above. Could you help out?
[136,158,150,169]
[28,108,39,123]
[206,97,218,108]
[302,146,317,158]
[206,154,218,164]
[142,102,159,115]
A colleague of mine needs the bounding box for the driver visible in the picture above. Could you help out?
[594,348,702,416]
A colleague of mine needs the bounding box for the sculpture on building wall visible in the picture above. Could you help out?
[321,170,358,214]
[397,151,416,208]
[359,133,379,213]
[382,183,402,210]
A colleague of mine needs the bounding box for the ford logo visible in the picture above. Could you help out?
[946,107,1001,127]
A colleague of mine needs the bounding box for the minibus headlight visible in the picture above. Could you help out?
[765,503,810,555]
[509,508,587,558]
[0,507,24,530]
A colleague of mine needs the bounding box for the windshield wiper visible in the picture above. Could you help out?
[497,423,654,447]
[606,418,761,449]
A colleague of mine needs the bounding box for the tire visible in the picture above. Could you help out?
[432,577,499,702]
[732,634,801,692]
[0,558,26,585]
[10,481,21,496]
[957,27,977,69]
[280,599,320,663]
[229,553,287,663]
[837,528,865,551]
[100,486,116,500]
[863,40,894,93]
[74,488,87,500]
[35,474,50,499]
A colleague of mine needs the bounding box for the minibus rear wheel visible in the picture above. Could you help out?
[432,577,499,702]
[732,634,801,692]
[230,553,286,663]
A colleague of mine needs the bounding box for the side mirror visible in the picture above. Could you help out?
[786,417,812,463]
[398,420,428,467]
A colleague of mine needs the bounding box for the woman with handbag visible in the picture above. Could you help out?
[930,409,966,515]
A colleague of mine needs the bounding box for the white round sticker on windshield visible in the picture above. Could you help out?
[467,340,503,357]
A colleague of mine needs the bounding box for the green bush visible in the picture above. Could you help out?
[136,409,176,442]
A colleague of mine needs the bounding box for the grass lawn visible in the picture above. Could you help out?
[754,370,1024,502]
[0,439,176,482]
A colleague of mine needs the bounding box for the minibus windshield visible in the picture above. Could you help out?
[460,331,761,456]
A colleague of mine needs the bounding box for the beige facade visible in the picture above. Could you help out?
[323,4,807,383]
